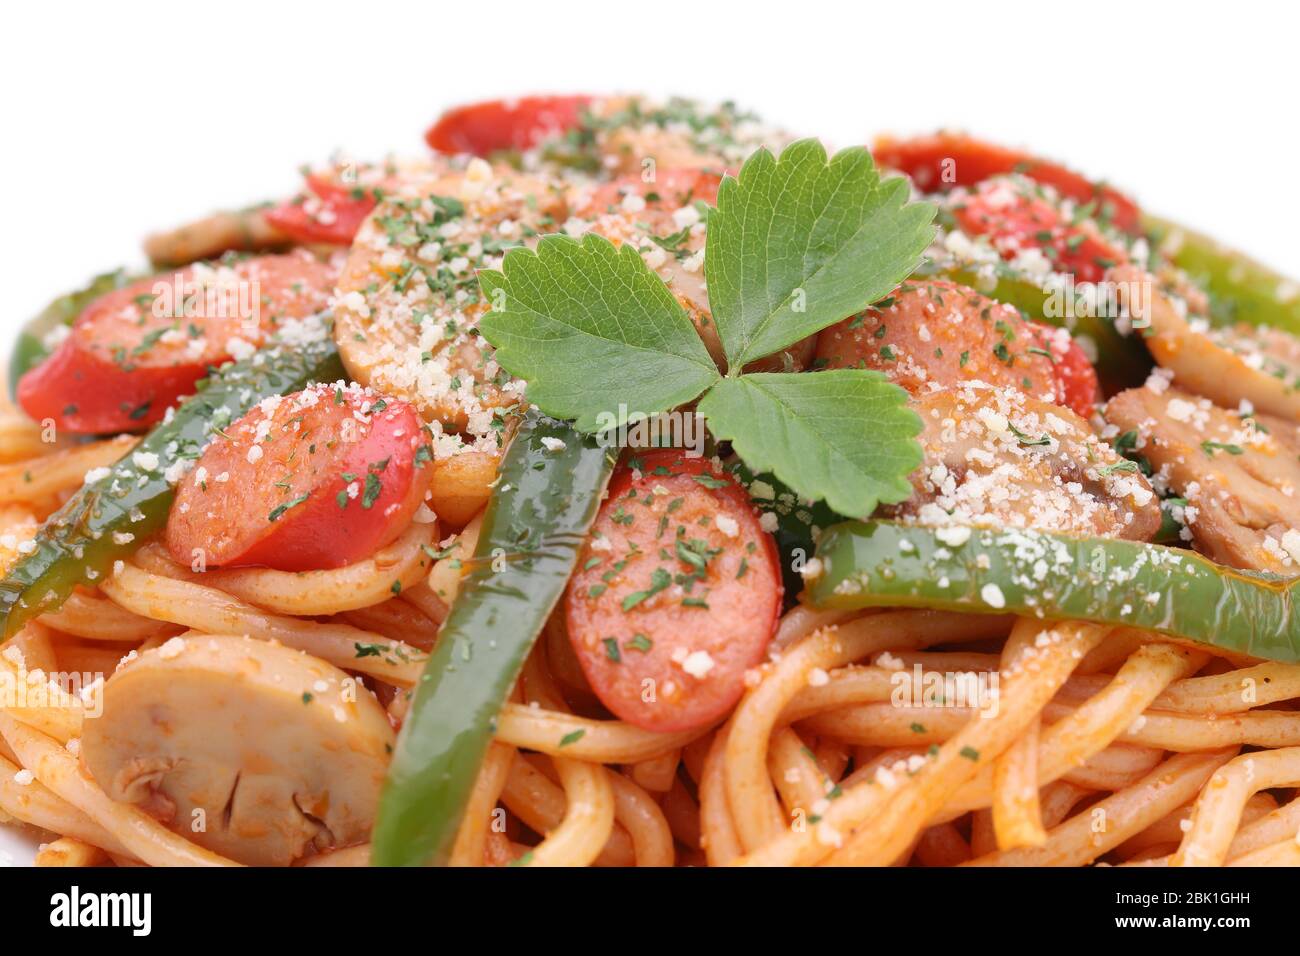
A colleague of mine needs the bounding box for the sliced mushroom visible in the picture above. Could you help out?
[1111,263,1300,420]
[142,157,446,268]
[81,635,393,866]
[887,384,1161,540]
[143,206,290,268]
[333,162,566,447]
[1106,384,1300,575]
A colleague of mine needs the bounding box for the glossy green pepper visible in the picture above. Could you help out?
[0,331,345,639]
[809,519,1300,663]
[373,411,616,867]
[722,462,837,606]
[1145,214,1300,333]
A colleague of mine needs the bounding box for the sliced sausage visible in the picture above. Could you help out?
[572,167,723,221]
[425,95,592,155]
[81,634,394,866]
[264,172,379,246]
[814,279,1101,416]
[889,384,1162,540]
[872,132,1141,233]
[263,158,450,247]
[17,252,336,433]
[948,176,1130,284]
[165,383,433,571]
[426,95,787,176]
[564,451,782,733]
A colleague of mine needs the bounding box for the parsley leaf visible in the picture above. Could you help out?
[622,567,672,611]
[704,139,935,369]
[1201,440,1244,457]
[473,140,933,513]
[268,492,309,523]
[478,234,719,431]
[1096,459,1141,476]
[698,371,922,516]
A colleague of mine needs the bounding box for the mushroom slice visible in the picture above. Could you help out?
[1112,264,1300,420]
[1106,384,1300,575]
[81,635,394,866]
[143,206,289,268]
[888,384,1161,540]
[142,157,445,268]
[333,161,567,450]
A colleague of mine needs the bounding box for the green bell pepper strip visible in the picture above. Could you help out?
[1144,214,1300,333]
[723,462,839,605]
[808,519,1300,663]
[0,330,345,640]
[373,411,616,867]
[7,269,137,402]
[915,261,1152,394]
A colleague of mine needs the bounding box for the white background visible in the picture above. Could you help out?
[2,0,1297,338]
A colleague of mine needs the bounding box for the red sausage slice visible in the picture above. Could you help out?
[574,167,723,219]
[814,279,1101,417]
[17,252,335,434]
[165,384,433,571]
[425,95,591,156]
[952,178,1129,284]
[264,173,379,246]
[564,451,782,733]
[873,132,1141,234]
[1051,336,1102,418]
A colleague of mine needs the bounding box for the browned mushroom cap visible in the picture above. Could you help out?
[887,384,1161,540]
[1106,384,1300,575]
[1111,264,1300,420]
[81,635,394,866]
[143,207,291,268]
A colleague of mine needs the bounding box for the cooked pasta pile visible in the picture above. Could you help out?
[2,407,1298,867]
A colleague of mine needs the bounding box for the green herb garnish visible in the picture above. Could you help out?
[268,492,309,522]
[478,140,934,515]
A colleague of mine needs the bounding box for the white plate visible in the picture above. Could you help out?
[0,822,40,867]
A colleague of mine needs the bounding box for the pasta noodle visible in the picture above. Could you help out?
[6,548,1300,867]
[130,522,436,616]
[99,562,426,686]
[5,490,1300,869]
